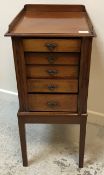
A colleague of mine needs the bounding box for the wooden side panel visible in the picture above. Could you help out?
[18,111,81,124]
[12,38,28,111]
[25,4,85,12]
[78,37,92,114]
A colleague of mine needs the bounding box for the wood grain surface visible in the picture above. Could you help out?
[28,94,77,112]
[26,65,79,78]
[25,52,79,65]
[27,79,78,93]
[23,39,81,52]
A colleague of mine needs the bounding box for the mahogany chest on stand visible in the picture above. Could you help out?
[5,4,95,167]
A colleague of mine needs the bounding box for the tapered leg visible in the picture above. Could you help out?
[79,116,87,168]
[18,117,28,166]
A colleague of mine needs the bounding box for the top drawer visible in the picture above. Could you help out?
[23,39,81,52]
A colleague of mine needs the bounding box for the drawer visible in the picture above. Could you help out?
[27,79,78,93]
[23,39,81,52]
[26,65,78,78]
[28,94,77,112]
[25,53,79,65]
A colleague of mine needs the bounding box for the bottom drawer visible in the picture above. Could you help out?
[28,94,77,112]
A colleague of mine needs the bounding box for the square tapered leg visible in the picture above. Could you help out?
[18,117,28,166]
[79,116,87,168]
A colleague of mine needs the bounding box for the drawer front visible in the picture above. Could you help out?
[25,53,79,65]
[27,79,78,93]
[23,39,81,52]
[26,65,78,78]
[28,94,77,112]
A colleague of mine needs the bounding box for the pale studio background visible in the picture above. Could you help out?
[0,1,104,125]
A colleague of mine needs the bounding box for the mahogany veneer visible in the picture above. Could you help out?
[5,4,95,168]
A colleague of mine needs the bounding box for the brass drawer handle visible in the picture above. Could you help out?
[47,101,58,108]
[45,43,57,51]
[47,69,58,75]
[48,85,57,91]
[48,56,56,64]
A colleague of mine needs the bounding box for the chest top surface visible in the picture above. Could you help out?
[5,4,95,37]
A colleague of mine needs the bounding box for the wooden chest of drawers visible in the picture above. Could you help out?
[5,4,95,168]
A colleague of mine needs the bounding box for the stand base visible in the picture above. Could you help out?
[18,112,87,168]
